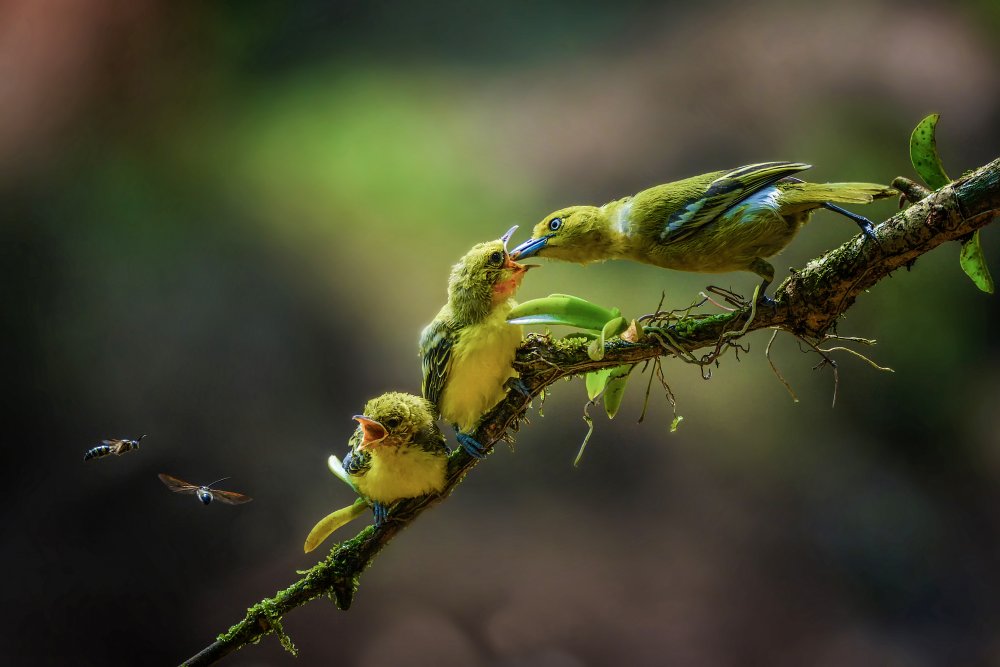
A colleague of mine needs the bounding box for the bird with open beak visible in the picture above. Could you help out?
[304,392,449,552]
[419,226,536,458]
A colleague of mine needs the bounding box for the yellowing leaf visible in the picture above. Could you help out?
[303,498,367,553]
[621,319,643,343]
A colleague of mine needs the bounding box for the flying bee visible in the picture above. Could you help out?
[84,435,146,461]
[157,473,253,506]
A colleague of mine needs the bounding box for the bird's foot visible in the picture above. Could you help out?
[372,502,390,526]
[506,376,532,398]
[756,292,777,308]
[455,430,487,459]
[755,292,778,318]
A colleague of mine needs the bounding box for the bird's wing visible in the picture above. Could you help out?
[419,317,456,407]
[659,162,811,244]
[417,426,451,456]
[337,429,369,480]
[430,429,450,456]
[342,446,371,477]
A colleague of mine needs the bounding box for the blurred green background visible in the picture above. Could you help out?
[4,1,1000,665]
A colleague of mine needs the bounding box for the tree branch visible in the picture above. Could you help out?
[181,157,1000,666]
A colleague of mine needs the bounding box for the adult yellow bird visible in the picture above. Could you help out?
[511,162,895,296]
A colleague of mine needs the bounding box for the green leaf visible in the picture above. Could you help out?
[908,115,993,294]
[508,294,621,331]
[602,365,633,419]
[508,294,631,359]
[508,314,605,328]
[960,230,995,294]
[587,315,629,361]
[585,368,613,401]
[908,114,950,190]
[327,454,355,489]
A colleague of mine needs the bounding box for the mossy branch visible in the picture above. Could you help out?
[181,156,1000,666]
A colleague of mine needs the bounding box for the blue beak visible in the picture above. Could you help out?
[509,234,552,260]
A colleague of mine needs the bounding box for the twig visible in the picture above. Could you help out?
[766,329,799,403]
[818,346,895,372]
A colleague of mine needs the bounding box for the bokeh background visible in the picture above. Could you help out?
[4,1,1000,665]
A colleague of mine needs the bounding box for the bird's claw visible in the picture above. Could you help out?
[857,219,885,251]
[507,376,532,398]
[372,502,390,526]
[859,220,876,241]
[455,431,487,459]
[756,292,778,314]
[862,224,885,252]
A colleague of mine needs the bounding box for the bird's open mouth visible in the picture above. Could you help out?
[503,255,535,274]
[353,415,387,449]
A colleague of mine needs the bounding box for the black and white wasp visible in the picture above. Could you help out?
[84,435,146,461]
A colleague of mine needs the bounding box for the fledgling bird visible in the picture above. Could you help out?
[303,392,449,553]
[419,227,534,458]
[83,435,146,461]
[510,162,896,295]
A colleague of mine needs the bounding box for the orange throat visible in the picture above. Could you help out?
[492,270,525,303]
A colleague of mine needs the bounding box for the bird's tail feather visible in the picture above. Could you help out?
[303,498,368,553]
[782,182,897,206]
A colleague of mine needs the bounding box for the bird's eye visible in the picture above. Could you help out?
[488,251,504,265]
[548,217,563,231]
[385,417,401,430]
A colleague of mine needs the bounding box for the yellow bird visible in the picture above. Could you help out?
[419,226,534,457]
[304,393,449,553]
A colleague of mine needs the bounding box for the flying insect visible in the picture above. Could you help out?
[157,473,252,506]
[84,435,146,461]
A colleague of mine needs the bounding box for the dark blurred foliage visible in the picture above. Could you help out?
[3,1,1000,665]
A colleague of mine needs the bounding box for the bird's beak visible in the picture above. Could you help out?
[498,226,538,273]
[353,415,387,450]
[509,234,552,260]
[500,225,519,248]
[503,255,536,274]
